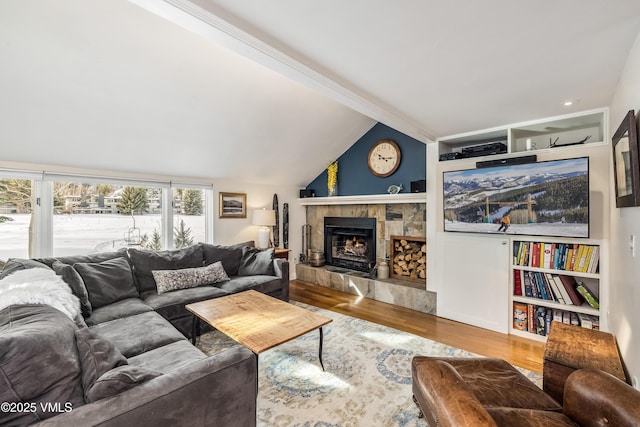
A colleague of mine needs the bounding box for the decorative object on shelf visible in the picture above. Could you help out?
[368,139,401,177]
[387,184,403,194]
[252,208,276,249]
[219,192,246,218]
[327,161,338,196]
[377,259,389,279]
[612,110,640,208]
[272,194,280,247]
[526,138,536,151]
[283,203,289,249]
[550,135,591,148]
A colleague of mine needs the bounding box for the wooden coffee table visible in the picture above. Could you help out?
[186,290,333,370]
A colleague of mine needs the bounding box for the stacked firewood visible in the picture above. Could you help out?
[392,239,426,281]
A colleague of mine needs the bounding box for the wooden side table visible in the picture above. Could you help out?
[543,322,627,404]
[273,248,290,259]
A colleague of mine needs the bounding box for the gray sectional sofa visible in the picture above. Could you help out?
[0,242,289,427]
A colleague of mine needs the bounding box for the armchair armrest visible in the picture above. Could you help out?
[412,358,497,427]
[563,369,640,427]
[36,346,257,427]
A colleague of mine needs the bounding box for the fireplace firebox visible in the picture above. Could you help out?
[324,217,376,272]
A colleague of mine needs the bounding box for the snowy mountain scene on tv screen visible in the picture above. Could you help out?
[443,157,589,238]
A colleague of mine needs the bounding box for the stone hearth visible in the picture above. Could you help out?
[296,263,437,315]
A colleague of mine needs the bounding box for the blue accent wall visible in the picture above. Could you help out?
[306,123,426,196]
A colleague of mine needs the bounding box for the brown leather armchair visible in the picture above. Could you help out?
[412,361,640,426]
[411,323,639,426]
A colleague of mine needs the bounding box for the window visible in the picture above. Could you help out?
[52,181,165,256]
[0,178,34,261]
[173,187,206,249]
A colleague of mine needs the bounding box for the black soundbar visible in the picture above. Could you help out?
[476,155,537,168]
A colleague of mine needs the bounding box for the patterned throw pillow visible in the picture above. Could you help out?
[152,261,230,294]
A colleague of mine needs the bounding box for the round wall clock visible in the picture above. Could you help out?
[367,139,401,177]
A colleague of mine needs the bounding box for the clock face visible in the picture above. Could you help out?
[368,139,401,177]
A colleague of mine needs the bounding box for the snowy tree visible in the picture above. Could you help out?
[182,189,203,215]
[174,220,193,249]
[0,179,32,213]
[141,229,162,251]
[118,186,148,215]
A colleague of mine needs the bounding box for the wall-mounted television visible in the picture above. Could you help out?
[443,157,589,238]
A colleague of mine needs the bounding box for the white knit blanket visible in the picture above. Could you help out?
[0,268,80,320]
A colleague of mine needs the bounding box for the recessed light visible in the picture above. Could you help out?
[563,99,578,107]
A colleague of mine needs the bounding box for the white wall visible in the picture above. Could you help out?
[608,28,640,387]
[211,178,305,279]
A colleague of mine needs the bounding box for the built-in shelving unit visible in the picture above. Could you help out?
[432,107,610,342]
[510,238,606,343]
[437,108,607,162]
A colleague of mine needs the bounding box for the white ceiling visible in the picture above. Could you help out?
[2,0,640,187]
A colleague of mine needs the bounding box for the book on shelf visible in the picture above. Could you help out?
[576,282,600,309]
[513,269,523,296]
[551,275,572,305]
[545,273,564,304]
[558,275,583,306]
[514,304,600,335]
[513,302,528,331]
[514,241,599,273]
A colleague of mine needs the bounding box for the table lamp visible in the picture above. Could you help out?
[252,209,276,249]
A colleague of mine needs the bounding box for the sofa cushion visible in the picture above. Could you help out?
[128,340,207,374]
[84,298,153,327]
[86,365,161,403]
[75,327,127,399]
[238,247,274,276]
[0,305,85,425]
[52,261,92,317]
[200,241,254,276]
[215,275,283,296]
[35,248,129,269]
[141,286,229,320]
[152,261,230,294]
[89,311,186,358]
[73,257,139,309]
[0,258,50,280]
[128,245,204,293]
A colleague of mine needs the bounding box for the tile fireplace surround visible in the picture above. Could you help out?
[297,202,436,315]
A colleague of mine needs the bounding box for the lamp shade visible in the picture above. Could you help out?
[252,209,276,226]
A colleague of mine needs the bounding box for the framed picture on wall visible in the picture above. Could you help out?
[219,192,247,218]
[612,110,640,208]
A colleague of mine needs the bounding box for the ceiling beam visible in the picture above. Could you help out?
[127,0,434,143]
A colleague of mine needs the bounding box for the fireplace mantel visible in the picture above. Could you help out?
[298,193,426,206]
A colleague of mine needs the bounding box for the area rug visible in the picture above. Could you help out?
[197,302,542,427]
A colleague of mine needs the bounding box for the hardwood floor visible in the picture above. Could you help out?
[290,280,545,373]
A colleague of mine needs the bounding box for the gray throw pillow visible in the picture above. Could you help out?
[73,257,138,309]
[152,261,230,294]
[127,245,205,293]
[238,247,275,276]
[200,241,255,276]
[85,365,161,403]
[52,261,92,317]
[74,327,127,401]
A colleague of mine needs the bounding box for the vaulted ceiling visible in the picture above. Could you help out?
[2,1,640,187]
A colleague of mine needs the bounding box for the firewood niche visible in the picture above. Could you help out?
[390,235,427,283]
